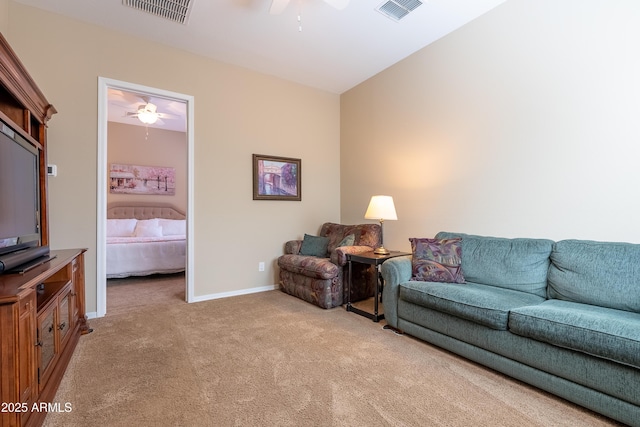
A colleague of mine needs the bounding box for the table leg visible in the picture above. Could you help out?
[346,259,353,311]
[373,265,380,319]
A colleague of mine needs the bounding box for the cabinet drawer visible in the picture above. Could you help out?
[19,292,35,315]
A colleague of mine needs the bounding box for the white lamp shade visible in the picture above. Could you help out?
[364,195,397,221]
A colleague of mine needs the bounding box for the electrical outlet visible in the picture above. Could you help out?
[258,262,265,272]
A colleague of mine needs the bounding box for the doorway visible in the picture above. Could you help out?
[96,77,195,318]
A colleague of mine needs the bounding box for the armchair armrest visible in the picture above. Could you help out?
[284,240,303,255]
[332,245,375,266]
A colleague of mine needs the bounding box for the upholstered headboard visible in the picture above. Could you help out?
[107,203,186,220]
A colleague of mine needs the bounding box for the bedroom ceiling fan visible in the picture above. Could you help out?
[125,98,177,125]
[269,0,350,15]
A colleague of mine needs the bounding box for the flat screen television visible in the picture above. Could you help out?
[0,118,41,256]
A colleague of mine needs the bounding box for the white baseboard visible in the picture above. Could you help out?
[191,284,278,303]
[86,311,99,319]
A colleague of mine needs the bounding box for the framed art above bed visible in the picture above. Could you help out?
[109,163,176,195]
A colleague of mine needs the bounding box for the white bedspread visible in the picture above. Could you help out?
[106,235,186,278]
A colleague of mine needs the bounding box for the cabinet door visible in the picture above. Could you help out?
[71,254,90,334]
[58,282,75,347]
[37,302,58,391]
[71,258,80,321]
[18,290,37,425]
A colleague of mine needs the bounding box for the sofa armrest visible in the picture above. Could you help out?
[284,240,303,255]
[332,245,375,266]
[381,255,412,328]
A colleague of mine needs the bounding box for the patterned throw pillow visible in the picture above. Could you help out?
[299,234,330,257]
[337,234,356,247]
[409,237,465,284]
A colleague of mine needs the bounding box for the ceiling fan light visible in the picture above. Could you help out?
[138,111,158,124]
[144,102,158,113]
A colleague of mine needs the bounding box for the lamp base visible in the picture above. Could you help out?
[373,246,390,255]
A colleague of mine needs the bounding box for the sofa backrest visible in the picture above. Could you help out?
[320,222,381,254]
[549,239,640,313]
[436,232,553,298]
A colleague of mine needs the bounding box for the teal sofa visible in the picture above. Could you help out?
[381,232,640,426]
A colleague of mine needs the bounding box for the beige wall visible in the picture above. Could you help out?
[108,122,187,213]
[341,0,640,251]
[0,0,8,34]
[7,2,341,313]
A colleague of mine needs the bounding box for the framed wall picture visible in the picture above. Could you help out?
[253,154,301,201]
[110,163,176,195]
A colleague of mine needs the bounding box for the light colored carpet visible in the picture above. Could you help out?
[44,275,621,426]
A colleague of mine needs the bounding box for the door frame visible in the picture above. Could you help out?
[96,77,195,317]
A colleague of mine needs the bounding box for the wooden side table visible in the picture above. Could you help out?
[346,250,410,322]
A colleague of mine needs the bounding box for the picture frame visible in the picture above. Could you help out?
[253,154,301,201]
[109,163,176,196]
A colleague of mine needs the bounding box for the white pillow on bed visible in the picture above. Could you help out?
[158,219,186,236]
[136,218,160,228]
[134,223,163,238]
[106,219,137,237]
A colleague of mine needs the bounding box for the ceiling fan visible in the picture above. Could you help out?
[269,0,350,14]
[125,98,176,125]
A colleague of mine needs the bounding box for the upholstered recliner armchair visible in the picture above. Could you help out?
[277,222,381,309]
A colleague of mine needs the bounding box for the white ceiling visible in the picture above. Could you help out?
[14,0,507,132]
[15,0,506,94]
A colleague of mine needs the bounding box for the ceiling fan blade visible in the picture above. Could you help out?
[323,0,349,10]
[109,89,142,105]
[156,112,180,120]
[270,0,289,14]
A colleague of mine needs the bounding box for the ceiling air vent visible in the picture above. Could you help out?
[376,0,423,22]
[123,0,193,24]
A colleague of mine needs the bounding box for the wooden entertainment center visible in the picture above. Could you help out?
[0,33,89,427]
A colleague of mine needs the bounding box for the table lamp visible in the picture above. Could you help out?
[364,195,397,255]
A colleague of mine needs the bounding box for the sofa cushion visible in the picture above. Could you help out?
[509,300,640,368]
[399,281,545,330]
[548,239,640,313]
[299,234,329,257]
[277,254,339,279]
[435,232,553,298]
[409,237,465,284]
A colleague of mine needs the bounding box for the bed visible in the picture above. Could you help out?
[106,203,186,279]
